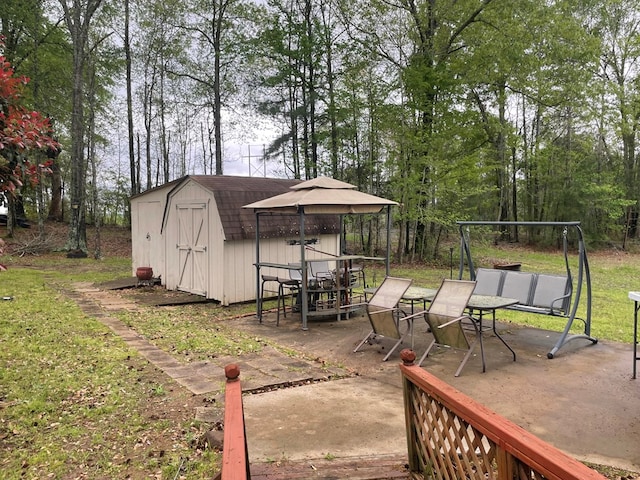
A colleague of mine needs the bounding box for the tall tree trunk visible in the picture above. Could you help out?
[86,58,101,258]
[304,0,318,178]
[59,0,104,256]
[213,1,224,175]
[66,31,88,256]
[125,0,138,200]
[289,68,300,179]
[36,157,45,239]
[320,0,338,177]
[159,67,170,182]
[47,161,63,221]
[6,195,14,238]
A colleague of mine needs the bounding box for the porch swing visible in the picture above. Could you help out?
[457,221,598,359]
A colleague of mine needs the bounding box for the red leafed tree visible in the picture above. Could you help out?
[0,44,60,195]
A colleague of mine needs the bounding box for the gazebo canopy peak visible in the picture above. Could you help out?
[242,176,397,215]
[290,176,356,191]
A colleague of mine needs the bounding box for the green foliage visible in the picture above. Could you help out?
[7,0,640,264]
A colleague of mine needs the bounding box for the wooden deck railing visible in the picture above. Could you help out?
[220,364,250,480]
[399,349,606,480]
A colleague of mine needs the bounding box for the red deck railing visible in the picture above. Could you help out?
[399,349,606,480]
[220,364,250,480]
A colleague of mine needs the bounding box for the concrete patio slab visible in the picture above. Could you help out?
[243,376,408,462]
[70,281,640,475]
[231,310,640,473]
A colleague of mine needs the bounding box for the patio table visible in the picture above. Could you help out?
[256,256,384,328]
[466,295,519,372]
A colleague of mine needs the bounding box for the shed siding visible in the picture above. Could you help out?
[130,185,172,281]
[221,234,341,305]
[208,194,226,303]
[223,239,255,305]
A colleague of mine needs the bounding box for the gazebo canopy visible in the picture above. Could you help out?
[242,176,397,215]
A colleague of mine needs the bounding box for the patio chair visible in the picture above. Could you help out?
[268,264,303,325]
[418,279,477,377]
[259,274,280,323]
[309,260,334,287]
[353,276,414,361]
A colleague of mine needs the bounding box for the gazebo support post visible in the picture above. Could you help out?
[299,209,309,330]
[254,212,262,322]
[340,214,345,254]
[386,205,391,276]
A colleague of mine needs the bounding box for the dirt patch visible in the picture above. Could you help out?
[121,285,215,306]
[1,221,132,258]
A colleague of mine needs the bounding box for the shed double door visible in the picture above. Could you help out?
[176,203,208,296]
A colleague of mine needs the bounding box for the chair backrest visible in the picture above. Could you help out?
[310,260,333,280]
[369,276,413,310]
[429,279,476,318]
[531,274,571,311]
[366,277,413,339]
[501,271,535,304]
[473,268,504,296]
[288,263,303,282]
[426,279,476,349]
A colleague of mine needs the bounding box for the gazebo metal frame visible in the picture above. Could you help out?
[243,177,397,330]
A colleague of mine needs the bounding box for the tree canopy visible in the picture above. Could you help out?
[4,0,640,258]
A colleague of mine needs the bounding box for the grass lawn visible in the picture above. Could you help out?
[0,257,226,479]
[1,225,639,479]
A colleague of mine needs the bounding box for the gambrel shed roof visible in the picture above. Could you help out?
[144,175,340,240]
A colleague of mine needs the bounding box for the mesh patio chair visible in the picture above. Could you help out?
[353,276,414,361]
[418,279,477,377]
[309,260,335,286]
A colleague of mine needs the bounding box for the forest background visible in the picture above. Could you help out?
[2,0,640,261]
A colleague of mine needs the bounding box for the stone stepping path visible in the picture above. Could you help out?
[63,282,351,397]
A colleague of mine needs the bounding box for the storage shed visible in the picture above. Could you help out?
[130,175,341,304]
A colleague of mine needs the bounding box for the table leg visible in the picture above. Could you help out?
[478,314,485,373]
[467,310,486,373]
[492,310,516,362]
[634,300,639,379]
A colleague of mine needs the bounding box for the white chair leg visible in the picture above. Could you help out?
[353,330,374,353]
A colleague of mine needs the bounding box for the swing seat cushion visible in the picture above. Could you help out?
[473,269,572,316]
[473,269,503,296]
[529,274,572,315]
[501,271,536,305]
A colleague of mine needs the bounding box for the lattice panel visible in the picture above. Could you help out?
[407,386,550,480]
